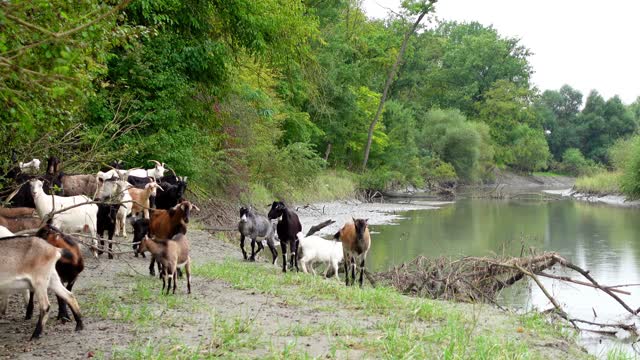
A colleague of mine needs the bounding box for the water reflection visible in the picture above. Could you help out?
[371,198,640,357]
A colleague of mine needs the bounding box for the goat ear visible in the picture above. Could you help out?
[352,217,356,223]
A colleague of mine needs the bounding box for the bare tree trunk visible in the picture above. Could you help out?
[324,143,332,162]
[361,5,434,171]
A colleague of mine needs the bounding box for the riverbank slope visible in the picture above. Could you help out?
[0,201,591,359]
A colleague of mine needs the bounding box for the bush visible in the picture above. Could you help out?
[422,158,458,188]
[620,136,640,199]
[560,148,598,176]
[508,125,551,173]
[419,109,489,182]
[358,167,405,192]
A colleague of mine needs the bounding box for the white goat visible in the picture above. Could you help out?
[296,232,343,280]
[19,158,41,173]
[30,179,99,257]
[127,160,165,180]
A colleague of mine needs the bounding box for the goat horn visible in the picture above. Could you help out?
[155,184,164,191]
[167,167,177,178]
[192,204,200,211]
[148,160,161,166]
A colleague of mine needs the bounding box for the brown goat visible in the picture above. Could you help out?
[138,234,192,295]
[0,236,84,339]
[59,174,98,198]
[0,215,42,233]
[334,218,371,287]
[0,207,35,218]
[34,224,85,321]
[128,180,162,219]
[138,201,198,276]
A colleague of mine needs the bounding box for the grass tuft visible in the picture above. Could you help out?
[574,171,621,195]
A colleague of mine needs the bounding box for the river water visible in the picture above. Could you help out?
[369,197,640,358]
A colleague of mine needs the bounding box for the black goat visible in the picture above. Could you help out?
[155,180,187,209]
[46,156,61,176]
[158,175,184,185]
[268,201,302,273]
[97,203,120,259]
[127,175,154,189]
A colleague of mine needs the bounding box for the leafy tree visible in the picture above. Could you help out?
[396,21,532,116]
[533,85,583,160]
[577,91,636,162]
[507,125,550,172]
[418,109,487,182]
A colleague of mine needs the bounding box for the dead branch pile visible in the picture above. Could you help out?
[372,252,559,303]
[372,252,639,336]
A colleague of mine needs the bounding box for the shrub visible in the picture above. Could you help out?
[620,136,640,199]
[508,125,551,173]
[560,148,595,176]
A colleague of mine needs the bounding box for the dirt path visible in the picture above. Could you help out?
[0,203,591,359]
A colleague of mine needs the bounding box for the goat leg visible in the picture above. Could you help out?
[25,290,34,320]
[280,241,288,273]
[344,257,350,286]
[149,258,156,276]
[240,235,248,260]
[173,272,177,295]
[359,258,366,288]
[249,239,257,262]
[350,257,356,287]
[108,228,115,260]
[291,239,300,272]
[31,288,50,340]
[185,261,192,294]
[267,239,278,265]
[56,280,75,322]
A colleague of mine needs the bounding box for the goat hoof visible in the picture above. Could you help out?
[108,254,114,260]
[75,322,84,331]
[249,257,256,262]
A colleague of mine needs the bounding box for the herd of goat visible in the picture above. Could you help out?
[0,156,372,341]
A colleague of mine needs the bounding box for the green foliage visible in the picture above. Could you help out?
[3,0,636,204]
[574,172,621,195]
[419,109,489,182]
[559,148,597,176]
[422,158,458,187]
[507,125,551,173]
[619,136,640,199]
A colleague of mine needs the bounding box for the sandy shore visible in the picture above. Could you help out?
[543,188,640,207]
[295,199,452,236]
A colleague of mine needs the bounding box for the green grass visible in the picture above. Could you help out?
[192,259,589,359]
[243,170,356,207]
[107,314,259,359]
[574,171,621,195]
[532,171,562,177]
[83,274,196,328]
[517,311,574,341]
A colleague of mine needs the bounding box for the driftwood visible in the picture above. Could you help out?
[305,219,335,237]
[372,252,639,336]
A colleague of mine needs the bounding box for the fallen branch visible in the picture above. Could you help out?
[306,219,335,237]
[536,271,631,295]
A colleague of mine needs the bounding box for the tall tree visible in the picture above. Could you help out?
[362,0,437,170]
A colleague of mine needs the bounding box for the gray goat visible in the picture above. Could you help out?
[238,206,278,264]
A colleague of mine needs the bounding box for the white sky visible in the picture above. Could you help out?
[362,0,640,104]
